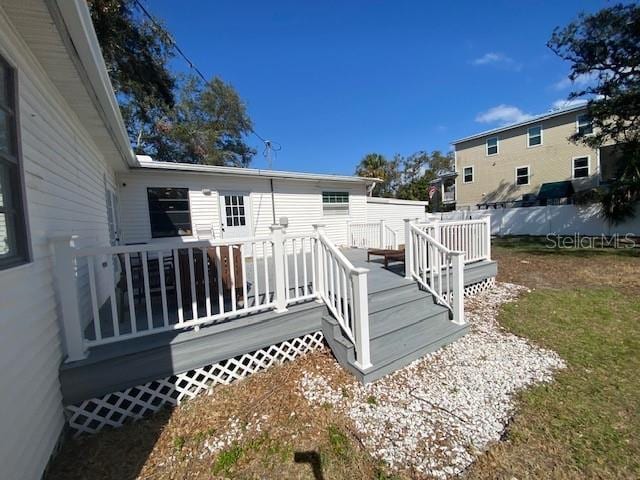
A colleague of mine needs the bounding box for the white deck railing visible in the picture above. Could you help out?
[348,220,398,250]
[417,216,491,263]
[314,225,371,369]
[405,222,465,325]
[51,225,372,367]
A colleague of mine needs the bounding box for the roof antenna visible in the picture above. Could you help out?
[263,140,282,170]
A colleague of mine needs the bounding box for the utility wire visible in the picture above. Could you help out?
[133,0,277,158]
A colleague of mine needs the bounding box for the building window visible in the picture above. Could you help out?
[527,125,542,147]
[577,114,593,135]
[573,157,590,178]
[147,187,192,238]
[515,166,530,186]
[463,166,474,183]
[322,191,349,214]
[486,137,498,156]
[0,55,29,270]
[223,195,246,226]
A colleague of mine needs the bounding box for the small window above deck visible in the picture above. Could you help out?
[147,187,192,238]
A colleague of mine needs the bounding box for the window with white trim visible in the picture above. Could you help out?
[0,55,29,270]
[573,157,590,178]
[577,114,593,135]
[527,126,542,147]
[322,191,349,214]
[463,166,474,183]
[486,137,498,155]
[515,166,530,186]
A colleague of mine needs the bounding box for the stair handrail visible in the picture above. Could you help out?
[313,224,372,369]
[403,219,465,325]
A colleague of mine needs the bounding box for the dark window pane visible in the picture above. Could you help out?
[0,61,10,107]
[239,207,245,216]
[0,110,14,157]
[239,217,246,226]
[574,158,588,168]
[147,187,191,238]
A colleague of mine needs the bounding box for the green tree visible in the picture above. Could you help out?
[396,151,454,201]
[148,76,255,166]
[548,3,640,222]
[355,153,399,196]
[88,0,256,166]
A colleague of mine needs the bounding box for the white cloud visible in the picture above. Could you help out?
[472,52,522,71]
[551,98,588,110]
[475,104,534,126]
[552,72,598,91]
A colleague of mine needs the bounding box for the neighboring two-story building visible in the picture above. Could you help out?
[433,104,621,210]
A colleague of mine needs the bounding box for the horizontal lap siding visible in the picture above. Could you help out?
[118,174,369,248]
[0,11,116,480]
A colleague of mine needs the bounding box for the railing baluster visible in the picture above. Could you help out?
[293,238,299,298]
[262,241,270,304]
[87,257,101,341]
[215,246,223,313]
[124,252,137,333]
[341,266,348,322]
[284,240,290,301]
[229,245,237,312]
[252,242,260,307]
[158,251,169,327]
[109,256,120,338]
[188,248,197,320]
[142,251,153,330]
[240,244,248,309]
[173,249,184,324]
[302,237,309,296]
[202,248,211,317]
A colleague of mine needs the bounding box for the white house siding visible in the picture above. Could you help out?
[366,199,428,245]
[0,10,117,480]
[117,171,369,248]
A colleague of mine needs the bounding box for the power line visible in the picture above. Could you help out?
[132,0,277,157]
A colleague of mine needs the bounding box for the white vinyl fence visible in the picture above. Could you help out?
[433,204,640,237]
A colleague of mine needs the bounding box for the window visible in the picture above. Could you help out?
[527,125,542,147]
[486,137,498,156]
[223,195,246,226]
[515,166,530,186]
[577,114,593,136]
[463,166,474,183]
[573,156,590,179]
[0,55,29,270]
[322,191,349,214]
[147,187,192,238]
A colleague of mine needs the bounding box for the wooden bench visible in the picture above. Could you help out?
[367,248,405,268]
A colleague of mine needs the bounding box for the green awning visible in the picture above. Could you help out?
[537,181,574,200]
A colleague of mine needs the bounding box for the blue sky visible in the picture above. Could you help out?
[148,0,611,174]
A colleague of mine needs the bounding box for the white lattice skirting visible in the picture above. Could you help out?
[66,331,325,436]
[464,277,496,297]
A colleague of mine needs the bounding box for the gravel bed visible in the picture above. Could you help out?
[299,282,566,478]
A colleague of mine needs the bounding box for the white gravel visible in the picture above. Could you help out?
[299,282,566,479]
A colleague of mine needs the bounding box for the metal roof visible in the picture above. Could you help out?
[134,156,382,184]
[452,104,587,145]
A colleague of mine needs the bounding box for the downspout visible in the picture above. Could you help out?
[270,179,276,224]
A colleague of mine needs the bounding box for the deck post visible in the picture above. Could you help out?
[50,236,88,362]
[379,219,385,249]
[352,267,372,369]
[403,218,412,279]
[312,224,325,303]
[451,251,465,325]
[269,225,288,313]
[483,214,492,260]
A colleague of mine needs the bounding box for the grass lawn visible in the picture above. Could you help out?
[466,239,640,479]
[46,238,640,479]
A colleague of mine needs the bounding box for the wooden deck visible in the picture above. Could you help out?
[60,249,497,403]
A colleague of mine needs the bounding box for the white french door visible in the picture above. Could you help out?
[220,192,252,239]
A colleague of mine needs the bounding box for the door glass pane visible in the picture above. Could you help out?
[0,110,13,157]
[0,212,12,256]
[0,61,9,107]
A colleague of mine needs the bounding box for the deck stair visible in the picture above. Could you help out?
[322,280,467,383]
